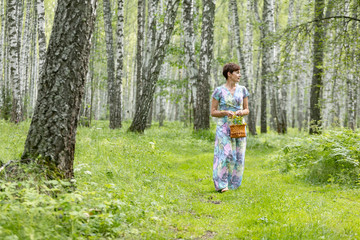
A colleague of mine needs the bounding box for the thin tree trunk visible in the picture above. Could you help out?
[347,1,357,130]
[260,0,274,133]
[194,0,216,131]
[244,0,257,135]
[309,0,325,134]
[113,0,124,128]
[144,0,160,128]
[37,0,46,78]
[103,0,118,129]
[21,0,33,119]
[230,0,256,135]
[183,0,198,126]
[22,0,98,179]
[31,0,39,108]
[0,0,5,111]
[8,0,23,123]
[279,0,296,133]
[129,0,180,133]
[134,0,145,113]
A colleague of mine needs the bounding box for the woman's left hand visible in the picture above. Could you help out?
[236,110,244,116]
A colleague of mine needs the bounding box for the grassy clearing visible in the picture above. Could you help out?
[0,119,359,239]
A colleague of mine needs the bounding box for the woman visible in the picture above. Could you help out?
[210,63,249,193]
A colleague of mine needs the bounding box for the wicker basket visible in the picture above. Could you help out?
[230,123,247,138]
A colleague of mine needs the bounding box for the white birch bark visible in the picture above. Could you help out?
[158,63,167,126]
[29,9,39,113]
[230,0,257,134]
[346,0,356,130]
[8,0,23,123]
[280,0,296,131]
[135,0,145,112]
[129,0,180,133]
[103,0,118,129]
[114,0,124,128]
[194,0,216,130]
[144,0,160,128]
[295,41,308,131]
[143,0,159,73]
[244,0,254,88]
[37,0,46,78]
[183,0,198,125]
[260,0,275,133]
[0,0,4,109]
[21,0,33,118]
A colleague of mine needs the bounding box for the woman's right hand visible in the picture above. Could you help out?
[225,111,235,118]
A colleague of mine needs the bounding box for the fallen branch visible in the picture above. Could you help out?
[0,160,16,173]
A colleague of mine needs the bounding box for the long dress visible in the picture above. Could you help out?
[211,84,249,191]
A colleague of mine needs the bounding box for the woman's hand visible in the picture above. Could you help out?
[236,110,244,116]
[236,109,249,116]
[226,111,235,118]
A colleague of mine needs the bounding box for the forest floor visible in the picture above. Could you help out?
[0,120,359,239]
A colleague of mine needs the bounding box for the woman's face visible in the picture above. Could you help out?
[228,70,241,82]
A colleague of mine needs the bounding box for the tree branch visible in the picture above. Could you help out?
[0,160,15,173]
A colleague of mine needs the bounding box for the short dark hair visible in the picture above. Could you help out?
[223,63,240,79]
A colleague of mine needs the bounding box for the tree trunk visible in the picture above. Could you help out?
[21,0,33,119]
[134,0,145,113]
[347,1,357,130]
[37,0,47,78]
[229,0,256,135]
[279,0,296,133]
[129,0,180,133]
[22,0,98,179]
[0,0,4,111]
[194,0,216,131]
[244,0,257,135]
[259,0,274,133]
[113,0,124,128]
[144,0,160,129]
[8,0,23,123]
[309,0,325,134]
[103,0,119,129]
[183,0,198,126]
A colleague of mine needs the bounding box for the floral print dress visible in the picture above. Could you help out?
[211,84,249,191]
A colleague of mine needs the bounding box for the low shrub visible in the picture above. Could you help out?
[277,129,360,185]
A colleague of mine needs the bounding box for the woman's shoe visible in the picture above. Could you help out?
[218,187,229,193]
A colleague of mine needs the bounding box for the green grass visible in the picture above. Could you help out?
[0,119,359,239]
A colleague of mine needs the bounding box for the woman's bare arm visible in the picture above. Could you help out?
[235,97,249,116]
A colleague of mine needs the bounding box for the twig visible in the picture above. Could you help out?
[0,160,16,173]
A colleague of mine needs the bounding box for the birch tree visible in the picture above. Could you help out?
[229,0,256,135]
[194,0,216,130]
[114,0,124,128]
[346,1,357,130]
[309,0,325,134]
[244,0,256,134]
[260,0,275,133]
[37,0,47,78]
[103,0,119,129]
[21,0,33,119]
[183,0,198,125]
[0,0,4,111]
[8,0,23,123]
[129,0,180,133]
[22,0,98,179]
[134,0,145,113]
[279,0,296,133]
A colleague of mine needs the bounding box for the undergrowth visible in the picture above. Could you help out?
[276,128,360,185]
[0,120,359,239]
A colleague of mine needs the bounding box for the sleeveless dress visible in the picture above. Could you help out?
[211,84,249,191]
